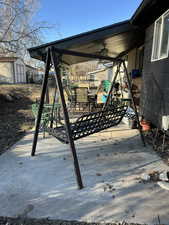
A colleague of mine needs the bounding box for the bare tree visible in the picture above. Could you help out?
[0,0,51,59]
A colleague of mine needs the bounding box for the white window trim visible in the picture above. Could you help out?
[151,9,169,62]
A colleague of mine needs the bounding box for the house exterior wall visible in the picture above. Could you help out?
[89,68,113,88]
[0,62,14,83]
[141,23,169,128]
[127,48,143,107]
[128,48,137,73]
[95,70,109,82]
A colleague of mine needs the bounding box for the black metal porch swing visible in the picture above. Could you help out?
[31,46,145,189]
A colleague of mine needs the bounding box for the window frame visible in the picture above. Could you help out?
[151,9,169,62]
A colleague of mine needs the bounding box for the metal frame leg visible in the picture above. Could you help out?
[152,128,158,149]
[50,86,57,128]
[31,49,51,156]
[162,131,166,152]
[122,60,146,147]
[103,62,120,110]
[50,47,83,189]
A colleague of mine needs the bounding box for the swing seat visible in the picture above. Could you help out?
[46,104,127,144]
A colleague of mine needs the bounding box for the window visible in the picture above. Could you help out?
[151,10,169,61]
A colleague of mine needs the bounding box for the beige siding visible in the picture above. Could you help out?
[0,62,14,83]
[128,47,144,73]
[128,48,137,74]
[95,70,108,81]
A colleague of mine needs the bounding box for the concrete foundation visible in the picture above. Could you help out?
[0,124,169,224]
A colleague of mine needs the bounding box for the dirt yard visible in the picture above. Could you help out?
[0,84,41,154]
[0,217,144,225]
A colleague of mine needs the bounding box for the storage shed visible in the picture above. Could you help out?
[0,57,26,83]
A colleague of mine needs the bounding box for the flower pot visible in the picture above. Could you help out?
[140,120,151,131]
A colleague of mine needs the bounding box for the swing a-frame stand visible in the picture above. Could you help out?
[31,46,145,190]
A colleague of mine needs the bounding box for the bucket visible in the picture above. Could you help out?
[131,69,141,79]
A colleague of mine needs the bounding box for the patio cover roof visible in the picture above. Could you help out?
[28,20,144,65]
[131,0,169,28]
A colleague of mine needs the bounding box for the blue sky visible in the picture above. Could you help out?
[36,0,142,42]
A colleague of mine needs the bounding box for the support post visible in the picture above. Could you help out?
[31,49,51,156]
[50,86,57,128]
[50,47,84,189]
[103,62,120,110]
[45,85,50,104]
[122,60,146,146]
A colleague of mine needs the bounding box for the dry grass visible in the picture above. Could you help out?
[0,217,146,225]
[0,84,41,154]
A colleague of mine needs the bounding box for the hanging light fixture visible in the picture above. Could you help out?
[97,42,109,69]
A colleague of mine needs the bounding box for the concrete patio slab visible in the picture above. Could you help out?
[0,124,169,225]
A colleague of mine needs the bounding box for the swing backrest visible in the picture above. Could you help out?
[32,103,61,121]
[71,103,127,140]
